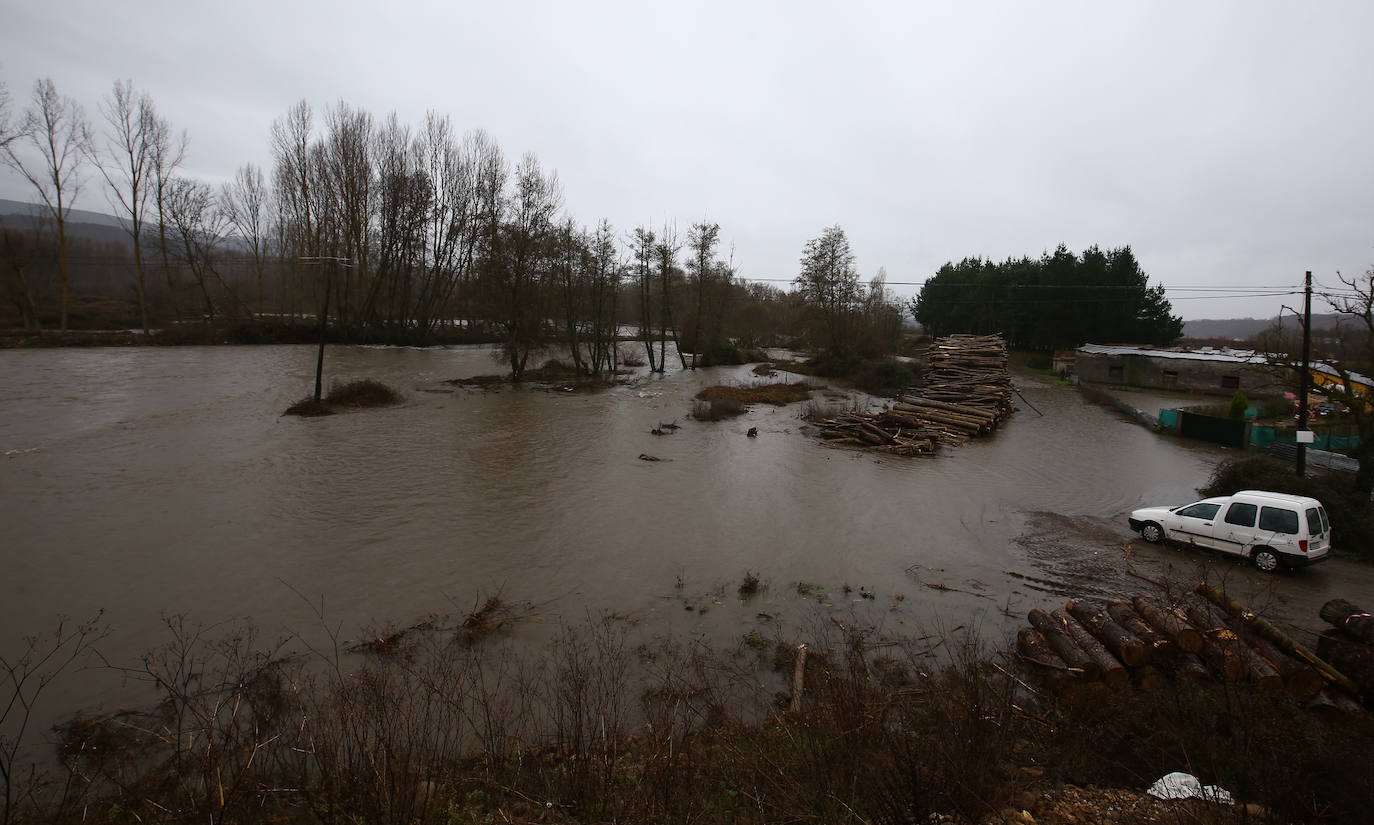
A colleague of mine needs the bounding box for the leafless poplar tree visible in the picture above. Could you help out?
[220,164,272,314]
[629,225,659,371]
[1,78,90,330]
[149,110,187,318]
[654,225,685,370]
[91,79,159,332]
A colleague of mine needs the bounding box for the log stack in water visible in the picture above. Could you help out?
[809,333,1014,454]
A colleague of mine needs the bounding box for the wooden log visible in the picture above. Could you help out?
[1306,687,1368,718]
[1027,609,1097,679]
[1196,583,1360,695]
[1106,600,1172,652]
[1133,664,1168,692]
[1052,609,1129,690]
[1157,650,1211,682]
[1066,599,1150,667]
[1242,630,1323,700]
[1133,595,1204,653]
[1184,600,1281,688]
[1319,598,1374,646]
[1016,628,1070,671]
[1315,630,1374,702]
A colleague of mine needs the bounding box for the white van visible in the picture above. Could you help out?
[1128,490,1332,572]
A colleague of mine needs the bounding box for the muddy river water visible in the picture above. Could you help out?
[3,344,1372,718]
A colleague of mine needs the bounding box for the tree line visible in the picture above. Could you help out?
[0,77,908,375]
[910,244,1182,351]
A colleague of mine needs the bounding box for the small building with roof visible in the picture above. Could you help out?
[1074,344,1278,397]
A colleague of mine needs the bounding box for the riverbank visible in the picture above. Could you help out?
[6,586,1370,825]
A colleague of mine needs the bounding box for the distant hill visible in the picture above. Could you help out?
[1184,313,1346,341]
[0,198,125,228]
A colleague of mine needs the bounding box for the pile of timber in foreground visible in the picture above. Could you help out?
[810,334,1014,454]
[1017,583,1368,715]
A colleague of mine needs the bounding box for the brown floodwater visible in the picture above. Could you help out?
[2,343,1369,721]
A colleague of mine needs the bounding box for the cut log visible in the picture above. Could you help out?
[1183,600,1281,689]
[1106,600,1173,652]
[1067,599,1150,667]
[1051,608,1129,690]
[1016,627,1068,669]
[1320,598,1374,646]
[1133,595,1203,653]
[1315,630,1374,702]
[1133,664,1168,692]
[1306,687,1368,718]
[1196,583,1360,695]
[1239,628,1323,700]
[1157,650,1211,682]
[1027,609,1097,679]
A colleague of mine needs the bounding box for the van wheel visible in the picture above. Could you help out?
[1140,522,1164,543]
[1252,548,1282,573]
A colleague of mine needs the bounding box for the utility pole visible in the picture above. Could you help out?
[301,257,353,401]
[1297,270,1313,477]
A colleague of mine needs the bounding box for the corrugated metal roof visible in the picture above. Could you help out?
[1076,344,1374,388]
[1076,344,1261,363]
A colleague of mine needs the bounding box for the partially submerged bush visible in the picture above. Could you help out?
[283,397,334,417]
[325,379,401,407]
[803,354,922,396]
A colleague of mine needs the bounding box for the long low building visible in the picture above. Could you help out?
[1074,344,1280,396]
[1075,343,1374,401]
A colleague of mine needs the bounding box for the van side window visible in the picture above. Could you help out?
[1306,508,1322,534]
[1177,503,1221,519]
[1259,507,1299,534]
[1224,502,1257,527]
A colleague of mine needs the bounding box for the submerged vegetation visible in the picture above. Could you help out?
[284,379,401,416]
[691,382,815,421]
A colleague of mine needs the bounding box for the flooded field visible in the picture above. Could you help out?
[3,344,1369,719]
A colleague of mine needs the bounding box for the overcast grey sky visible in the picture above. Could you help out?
[3,0,1371,320]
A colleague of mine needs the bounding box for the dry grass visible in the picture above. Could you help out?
[697,381,815,406]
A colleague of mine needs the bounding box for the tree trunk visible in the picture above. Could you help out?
[1052,608,1129,690]
[1195,583,1358,694]
[1106,600,1173,652]
[1067,599,1149,667]
[1026,608,1097,679]
[1132,596,1204,653]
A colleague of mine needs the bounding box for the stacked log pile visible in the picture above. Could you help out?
[1014,584,1365,713]
[809,334,1014,453]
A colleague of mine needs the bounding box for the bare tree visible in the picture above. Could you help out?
[220,164,272,314]
[1,78,90,330]
[654,225,685,370]
[165,176,238,321]
[91,79,158,332]
[0,79,15,149]
[149,110,187,318]
[629,225,659,371]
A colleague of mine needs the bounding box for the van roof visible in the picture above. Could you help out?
[1234,490,1323,507]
